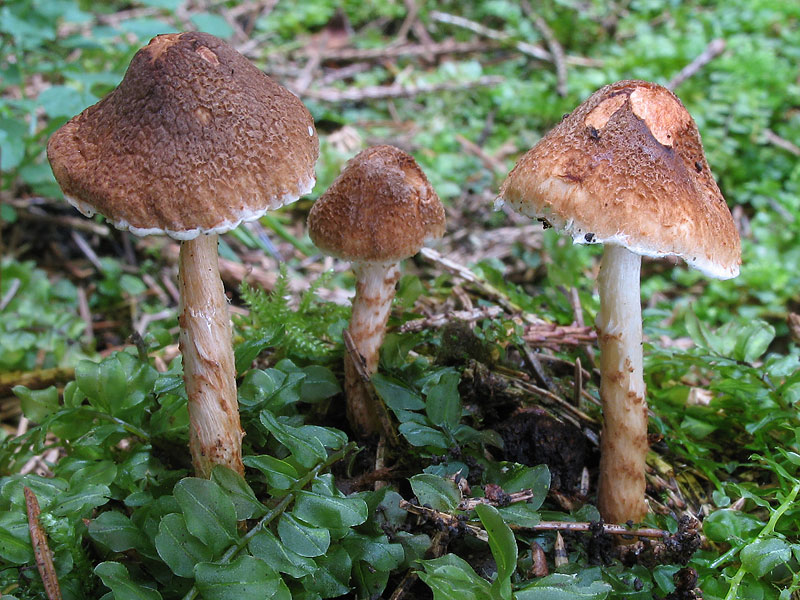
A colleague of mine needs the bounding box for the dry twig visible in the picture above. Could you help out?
[24,487,62,600]
[667,38,726,90]
[398,305,503,333]
[302,75,503,102]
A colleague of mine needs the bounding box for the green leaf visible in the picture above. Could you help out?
[88,511,147,553]
[249,530,317,578]
[235,328,281,374]
[409,474,461,512]
[173,478,237,555]
[260,411,327,468]
[372,373,426,411]
[243,455,299,490]
[418,554,492,600]
[210,466,267,520]
[155,513,213,578]
[398,422,449,448]
[194,556,280,600]
[502,464,551,502]
[299,365,341,402]
[0,513,33,564]
[733,320,775,363]
[94,562,162,600]
[50,484,110,517]
[293,491,368,528]
[14,385,59,422]
[301,545,352,597]
[515,573,611,599]
[425,371,463,430]
[740,537,791,578]
[703,509,763,542]
[277,513,330,557]
[476,504,516,600]
[498,503,541,528]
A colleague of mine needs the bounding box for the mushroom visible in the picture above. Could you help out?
[307,145,445,437]
[498,80,741,523]
[47,32,319,477]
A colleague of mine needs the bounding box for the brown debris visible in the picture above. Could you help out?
[24,487,62,600]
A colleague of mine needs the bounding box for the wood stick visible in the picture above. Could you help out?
[24,487,62,600]
[667,38,726,90]
[301,76,504,102]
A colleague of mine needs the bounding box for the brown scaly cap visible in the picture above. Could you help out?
[499,80,741,279]
[307,145,446,263]
[47,32,319,240]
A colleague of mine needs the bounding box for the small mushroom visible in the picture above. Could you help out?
[47,32,319,477]
[307,146,445,437]
[499,80,740,523]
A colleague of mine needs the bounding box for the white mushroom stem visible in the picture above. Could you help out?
[595,244,648,523]
[178,234,245,478]
[344,260,401,437]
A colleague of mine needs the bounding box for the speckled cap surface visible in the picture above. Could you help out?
[47,32,319,240]
[499,80,740,279]
[307,145,445,262]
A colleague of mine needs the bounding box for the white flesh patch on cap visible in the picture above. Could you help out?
[503,178,739,281]
[64,172,317,242]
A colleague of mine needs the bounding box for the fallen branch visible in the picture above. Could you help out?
[0,367,76,398]
[667,38,726,90]
[300,39,501,62]
[523,321,597,348]
[429,11,600,67]
[302,75,504,102]
[398,305,503,333]
[764,129,800,157]
[24,487,62,600]
[418,247,546,325]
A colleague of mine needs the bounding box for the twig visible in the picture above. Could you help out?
[458,489,536,510]
[519,343,558,394]
[0,367,75,398]
[429,11,600,67]
[514,378,598,424]
[0,277,20,311]
[302,76,504,102]
[400,499,668,542]
[764,129,800,157]
[523,321,597,348]
[418,247,546,325]
[399,500,488,541]
[521,1,568,96]
[76,286,94,345]
[342,330,399,447]
[398,305,503,333]
[70,230,104,271]
[308,40,501,61]
[573,357,583,407]
[24,487,62,600]
[455,134,507,175]
[667,38,726,90]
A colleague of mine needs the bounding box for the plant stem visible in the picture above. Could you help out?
[180,442,356,600]
[723,482,800,600]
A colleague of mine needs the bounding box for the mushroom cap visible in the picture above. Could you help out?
[47,32,319,240]
[499,80,741,279]
[307,145,445,263]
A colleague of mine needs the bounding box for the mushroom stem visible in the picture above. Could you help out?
[344,260,401,437]
[596,244,648,523]
[178,234,245,477]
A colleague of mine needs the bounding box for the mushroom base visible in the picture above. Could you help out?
[344,261,401,437]
[596,244,648,524]
[178,234,245,477]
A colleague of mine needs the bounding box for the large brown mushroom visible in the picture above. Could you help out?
[307,145,445,437]
[499,80,740,523]
[47,32,319,477]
